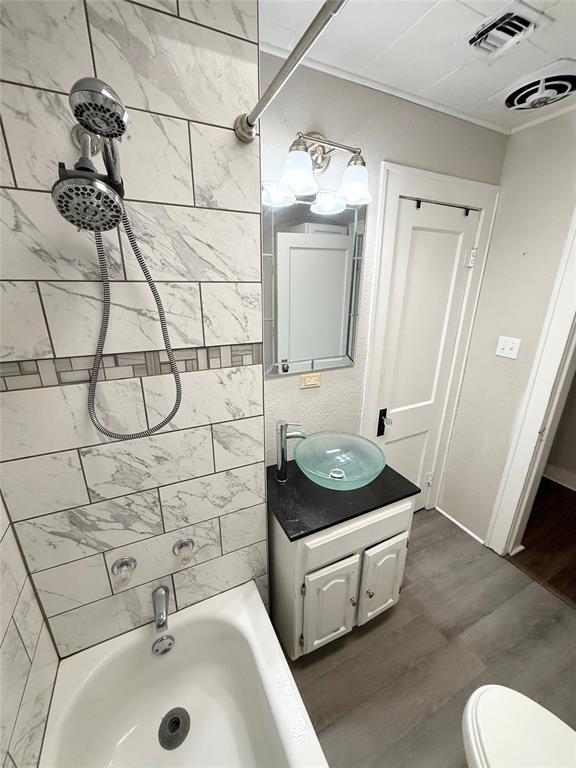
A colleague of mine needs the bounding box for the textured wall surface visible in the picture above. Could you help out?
[259,53,508,465]
[0,0,263,720]
[439,110,576,539]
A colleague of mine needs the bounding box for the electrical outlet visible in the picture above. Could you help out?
[300,373,321,389]
[496,336,521,359]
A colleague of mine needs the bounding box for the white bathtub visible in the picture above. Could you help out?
[40,582,327,768]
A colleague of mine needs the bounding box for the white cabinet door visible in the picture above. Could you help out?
[357,532,408,625]
[302,553,360,654]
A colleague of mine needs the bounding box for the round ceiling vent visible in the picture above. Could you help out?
[506,75,576,110]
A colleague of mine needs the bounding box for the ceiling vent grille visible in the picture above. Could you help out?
[468,1,551,57]
[506,75,576,110]
[469,13,533,54]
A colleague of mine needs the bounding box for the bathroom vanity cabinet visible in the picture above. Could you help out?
[267,462,420,659]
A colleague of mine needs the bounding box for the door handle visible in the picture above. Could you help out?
[350,597,358,606]
[366,590,375,599]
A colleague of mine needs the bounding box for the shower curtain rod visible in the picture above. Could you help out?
[233,0,349,143]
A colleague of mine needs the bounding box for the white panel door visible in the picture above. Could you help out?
[357,532,408,626]
[302,553,360,654]
[276,232,353,365]
[376,199,480,509]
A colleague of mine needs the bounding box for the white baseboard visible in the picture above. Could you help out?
[509,544,526,556]
[543,464,576,493]
[435,506,484,544]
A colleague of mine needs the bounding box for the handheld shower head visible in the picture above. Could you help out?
[52,176,123,231]
[69,77,128,139]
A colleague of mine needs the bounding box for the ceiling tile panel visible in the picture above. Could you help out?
[361,0,485,94]
[309,0,441,74]
[530,0,576,58]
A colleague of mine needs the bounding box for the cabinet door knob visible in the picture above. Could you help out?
[366,589,375,599]
[350,597,358,606]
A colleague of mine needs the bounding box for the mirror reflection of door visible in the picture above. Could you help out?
[276,227,353,369]
[377,199,481,510]
[262,202,367,377]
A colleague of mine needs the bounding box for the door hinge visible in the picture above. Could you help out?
[537,424,546,441]
[424,471,434,487]
[465,248,477,268]
[299,634,304,647]
[300,583,306,596]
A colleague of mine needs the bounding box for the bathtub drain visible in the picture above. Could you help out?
[158,707,190,750]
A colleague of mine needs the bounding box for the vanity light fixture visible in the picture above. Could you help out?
[278,132,371,207]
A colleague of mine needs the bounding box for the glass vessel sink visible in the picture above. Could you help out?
[294,432,386,491]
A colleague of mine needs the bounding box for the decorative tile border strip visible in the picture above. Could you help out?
[0,344,263,392]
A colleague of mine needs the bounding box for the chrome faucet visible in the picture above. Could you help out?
[152,585,169,633]
[276,420,306,484]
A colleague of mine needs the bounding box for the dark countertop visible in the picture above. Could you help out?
[267,461,420,542]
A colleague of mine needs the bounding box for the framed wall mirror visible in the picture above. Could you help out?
[262,200,366,378]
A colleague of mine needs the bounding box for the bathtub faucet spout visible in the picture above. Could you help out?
[153,585,169,633]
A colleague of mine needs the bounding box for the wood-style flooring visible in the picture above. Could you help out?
[511,477,576,608]
[289,508,576,768]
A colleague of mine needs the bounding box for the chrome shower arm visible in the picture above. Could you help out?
[234,0,349,142]
[102,138,122,185]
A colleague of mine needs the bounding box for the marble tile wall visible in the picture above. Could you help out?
[0,520,59,768]
[0,0,264,727]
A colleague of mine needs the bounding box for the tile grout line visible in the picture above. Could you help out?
[198,282,206,348]
[187,120,196,206]
[0,114,18,189]
[82,0,98,78]
[34,282,57,359]
[76,447,93,507]
[101,550,115,599]
[139,377,151,430]
[124,0,258,46]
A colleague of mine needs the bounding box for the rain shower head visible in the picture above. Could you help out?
[52,175,124,231]
[69,77,128,139]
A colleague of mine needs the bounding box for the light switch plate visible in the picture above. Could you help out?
[300,373,321,389]
[496,336,521,359]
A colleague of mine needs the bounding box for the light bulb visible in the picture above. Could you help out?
[279,148,318,197]
[338,161,372,206]
[311,189,346,216]
[262,181,295,208]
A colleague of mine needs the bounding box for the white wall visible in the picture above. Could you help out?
[545,372,576,492]
[261,53,508,464]
[439,110,576,538]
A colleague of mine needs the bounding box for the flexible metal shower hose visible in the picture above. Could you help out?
[88,211,182,439]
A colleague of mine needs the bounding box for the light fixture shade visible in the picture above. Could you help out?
[311,189,346,216]
[262,181,295,208]
[338,163,372,205]
[279,148,318,197]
